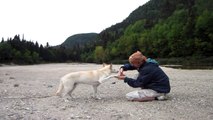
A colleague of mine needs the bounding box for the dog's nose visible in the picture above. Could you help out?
[111,69,119,73]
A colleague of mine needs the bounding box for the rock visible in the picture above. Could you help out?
[14,84,19,87]
[47,85,53,88]
[9,77,15,79]
[0,79,3,83]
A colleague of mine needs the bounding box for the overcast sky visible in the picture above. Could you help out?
[0,0,149,46]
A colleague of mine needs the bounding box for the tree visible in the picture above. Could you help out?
[195,10,213,56]
[23,50,33,64]
[32,52,40,63]
[0,42,13,62]
[94,46,105,63]
[14,51,22,64]
[1,38,4,43]
[46,42,50,48]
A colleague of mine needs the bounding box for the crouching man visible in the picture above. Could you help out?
[115,51,170,102]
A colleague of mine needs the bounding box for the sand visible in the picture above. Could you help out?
[0,63,213,120]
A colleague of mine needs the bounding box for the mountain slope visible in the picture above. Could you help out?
[61,33,98,48]
[59,0,212,62]
[99,0,187,45]
[99,0,212,59]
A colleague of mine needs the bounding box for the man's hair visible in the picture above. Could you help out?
[129,51,147,64]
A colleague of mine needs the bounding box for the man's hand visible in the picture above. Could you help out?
[115,75,126,80]
[116,68,126,80]
[118,68,124,76]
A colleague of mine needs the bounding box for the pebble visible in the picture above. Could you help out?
[14,84,19,87]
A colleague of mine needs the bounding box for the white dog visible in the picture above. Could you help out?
[55,64,116,100]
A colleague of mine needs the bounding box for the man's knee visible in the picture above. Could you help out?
[126,91,140,100]
[125,89,168,102]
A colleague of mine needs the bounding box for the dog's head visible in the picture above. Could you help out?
[102,63,118,73]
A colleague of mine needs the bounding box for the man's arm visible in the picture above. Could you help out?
[121,64,136,71]
[116,70,153,88]
[124,71,152,88]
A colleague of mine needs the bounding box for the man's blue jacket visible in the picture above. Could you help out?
[121,60,170,93]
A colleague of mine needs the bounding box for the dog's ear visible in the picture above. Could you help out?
[103,63,107,67]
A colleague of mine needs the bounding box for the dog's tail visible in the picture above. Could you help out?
[55,81,64,96]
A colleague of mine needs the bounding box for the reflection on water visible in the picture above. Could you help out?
[161,65,213,69]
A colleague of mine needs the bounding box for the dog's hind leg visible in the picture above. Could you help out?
[62,83,75,102]
[55,81,64,96]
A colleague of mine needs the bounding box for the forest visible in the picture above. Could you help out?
[0,35,69,64]
[100,0,212,60]
[0,0,212,66]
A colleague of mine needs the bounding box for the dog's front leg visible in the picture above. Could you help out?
[99,75,117,83]
[92,84,101,100]
[68,83,78,98]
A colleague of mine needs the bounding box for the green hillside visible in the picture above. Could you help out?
[100,0,212,59]
[48,0,213,64]
[61,33,98,48]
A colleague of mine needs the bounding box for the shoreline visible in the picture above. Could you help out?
[0,63,213,120]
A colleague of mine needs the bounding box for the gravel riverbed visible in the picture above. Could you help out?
[0,63,212,120]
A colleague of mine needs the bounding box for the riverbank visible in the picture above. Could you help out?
[0,63,212,119]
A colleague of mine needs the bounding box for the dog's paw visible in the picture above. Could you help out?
[63,98,72,102]
[91,95,102,100]
[94,96,102,100]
